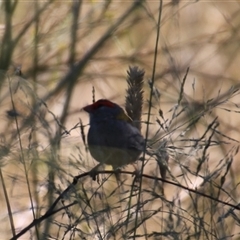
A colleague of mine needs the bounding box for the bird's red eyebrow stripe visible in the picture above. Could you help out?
[91,99,115,109]
[83,99,115,112]
[98,99,115,106]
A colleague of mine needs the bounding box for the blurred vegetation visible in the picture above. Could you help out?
[1,0,240,239]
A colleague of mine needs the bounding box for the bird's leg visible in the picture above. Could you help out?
[131,163,141,182]
[89,163,102,183]
[113,167,122,183]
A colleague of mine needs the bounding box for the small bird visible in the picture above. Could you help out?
[83,99,144,172]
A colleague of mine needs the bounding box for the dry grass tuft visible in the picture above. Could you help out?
[125,66,145,131]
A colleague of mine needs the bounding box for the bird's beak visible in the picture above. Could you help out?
[82,104,91,113]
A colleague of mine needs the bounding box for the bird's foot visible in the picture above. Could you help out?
[132,169,142,182]
[113,168,122,183]
[131,163,142,182]
[89,164,101,183]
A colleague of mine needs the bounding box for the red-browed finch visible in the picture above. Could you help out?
[83,99,144,170]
